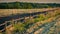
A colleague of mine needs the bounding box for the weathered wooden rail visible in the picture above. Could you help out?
[0,8,59,32]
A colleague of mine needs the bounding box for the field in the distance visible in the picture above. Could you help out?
[0,8,59,17]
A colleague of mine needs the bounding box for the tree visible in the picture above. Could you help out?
[14,2,20,9]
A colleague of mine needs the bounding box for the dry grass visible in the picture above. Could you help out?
[0,8,58,17]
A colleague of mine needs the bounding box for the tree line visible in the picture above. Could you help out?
[0,2,60,9]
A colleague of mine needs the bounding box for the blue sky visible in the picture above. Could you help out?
[0,0,60,3]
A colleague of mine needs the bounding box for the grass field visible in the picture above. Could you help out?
[0,8,59,17]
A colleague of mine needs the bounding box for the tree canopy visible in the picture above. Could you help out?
[0,2,60,9]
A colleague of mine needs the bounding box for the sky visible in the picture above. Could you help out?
[0,0,60,3]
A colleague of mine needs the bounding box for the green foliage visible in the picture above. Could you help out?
[34,14,46,22]
[38,14,45,21]
[14,19,34,32]
[0,2,60,9]
[14,23,26,32]
[14,2,20,9]
[0,32,6,34]
[34,14,52,22]
[45,15,51,19]
[34,18,40,22]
